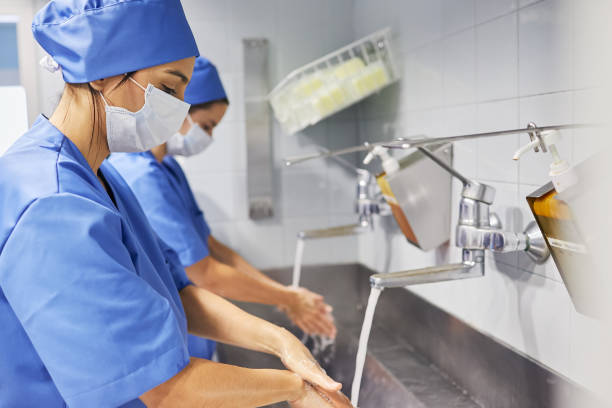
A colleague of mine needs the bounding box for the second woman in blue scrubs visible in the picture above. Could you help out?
[0,1,350,406]
[110,57,337,363]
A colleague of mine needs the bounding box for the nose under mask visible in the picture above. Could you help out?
[166,114,213,157]
[101,76,190,153]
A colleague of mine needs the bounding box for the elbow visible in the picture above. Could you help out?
[185,257,226,295]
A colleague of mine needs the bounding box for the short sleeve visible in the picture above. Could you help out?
[193,208,211,244]
[0,195,189,407]
[157,237,193,292]
[130,169,209,267]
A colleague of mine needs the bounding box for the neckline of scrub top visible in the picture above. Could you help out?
[159,154,196,213]
[39,115,119,212]
[98,169,118,208]
[142,151,192,210]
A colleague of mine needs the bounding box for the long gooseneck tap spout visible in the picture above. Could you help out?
[370,249,484,289]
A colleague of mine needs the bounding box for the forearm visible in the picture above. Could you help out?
[179,286,342,395]
[186,257,294,307]
[208,235,281,285]
[180,285,289,354]
[206,235,236,266]
[202,236,337,338]
[141,357,303,408]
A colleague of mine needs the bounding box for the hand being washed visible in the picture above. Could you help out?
[281,287,337,338]
[276,328,341,392]
[290,382,354,408]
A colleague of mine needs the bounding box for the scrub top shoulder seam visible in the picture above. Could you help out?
[0,138,62,253]
[0,198,35,253]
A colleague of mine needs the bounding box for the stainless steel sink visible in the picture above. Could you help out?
[217,264,480,408]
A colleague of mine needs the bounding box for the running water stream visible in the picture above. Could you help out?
[292,238,305,287]
[351,287,383,407]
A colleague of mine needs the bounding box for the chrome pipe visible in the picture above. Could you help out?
[484,230,529,253]
[283,123,591,167]
[369,257,484,289]
[285,143,375,167]
[416,146,469,185]
[384,123,592,150]
[297,222,370,240]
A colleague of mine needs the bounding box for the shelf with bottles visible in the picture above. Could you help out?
[269,28,399,135]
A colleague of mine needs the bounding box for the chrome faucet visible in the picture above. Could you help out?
[297,148,390,240]
[370,146,549,290]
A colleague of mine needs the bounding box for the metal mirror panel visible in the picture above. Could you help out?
[244,38,274,219]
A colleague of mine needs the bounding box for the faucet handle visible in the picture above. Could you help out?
[488,212,502,230]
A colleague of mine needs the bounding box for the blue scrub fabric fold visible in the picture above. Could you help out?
[110,152,217,360]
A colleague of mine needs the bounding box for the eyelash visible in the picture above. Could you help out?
[161,85,176,96]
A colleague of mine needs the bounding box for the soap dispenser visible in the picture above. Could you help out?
[515,129,603,316]
[366,144,453,251]
[363,145,420,242]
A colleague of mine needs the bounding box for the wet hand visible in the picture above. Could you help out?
[282,287,337,338]
[290,382,353,408]
[277,329,342,392]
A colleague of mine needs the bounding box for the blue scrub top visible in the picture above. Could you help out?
[109,152,216,360]
[0,116,192,407]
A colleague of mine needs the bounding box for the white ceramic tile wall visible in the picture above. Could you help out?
[28,0,611,392]
[352,0,611,390]
[475,0,517,24]
[475,12,518,101]
[179,0,359,271]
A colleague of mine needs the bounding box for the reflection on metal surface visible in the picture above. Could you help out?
[244,38,274,219]
[523,221,550,264]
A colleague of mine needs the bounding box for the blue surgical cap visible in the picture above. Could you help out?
[32,0,199,84]
[184,57,227,106]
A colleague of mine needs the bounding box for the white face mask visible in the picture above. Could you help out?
[101,77,190,153]
[166,114,213,157]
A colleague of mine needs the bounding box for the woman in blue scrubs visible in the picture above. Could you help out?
[0,1,350,407]
[110,57,337,363]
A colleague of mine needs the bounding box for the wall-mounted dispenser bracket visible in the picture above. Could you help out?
[370,133,551,291]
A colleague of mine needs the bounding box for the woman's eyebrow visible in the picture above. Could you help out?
[164,69,189,84]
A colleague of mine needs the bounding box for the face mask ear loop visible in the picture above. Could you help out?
[99,91,110,107]
[186,113,196,128]
[128,76,147,92]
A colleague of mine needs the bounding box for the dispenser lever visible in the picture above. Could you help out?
[513,128,561,162]
[513,138,541,161]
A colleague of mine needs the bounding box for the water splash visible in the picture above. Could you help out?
[351,287,382,407]
[301,332,336,368]
[292,238,305,287]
